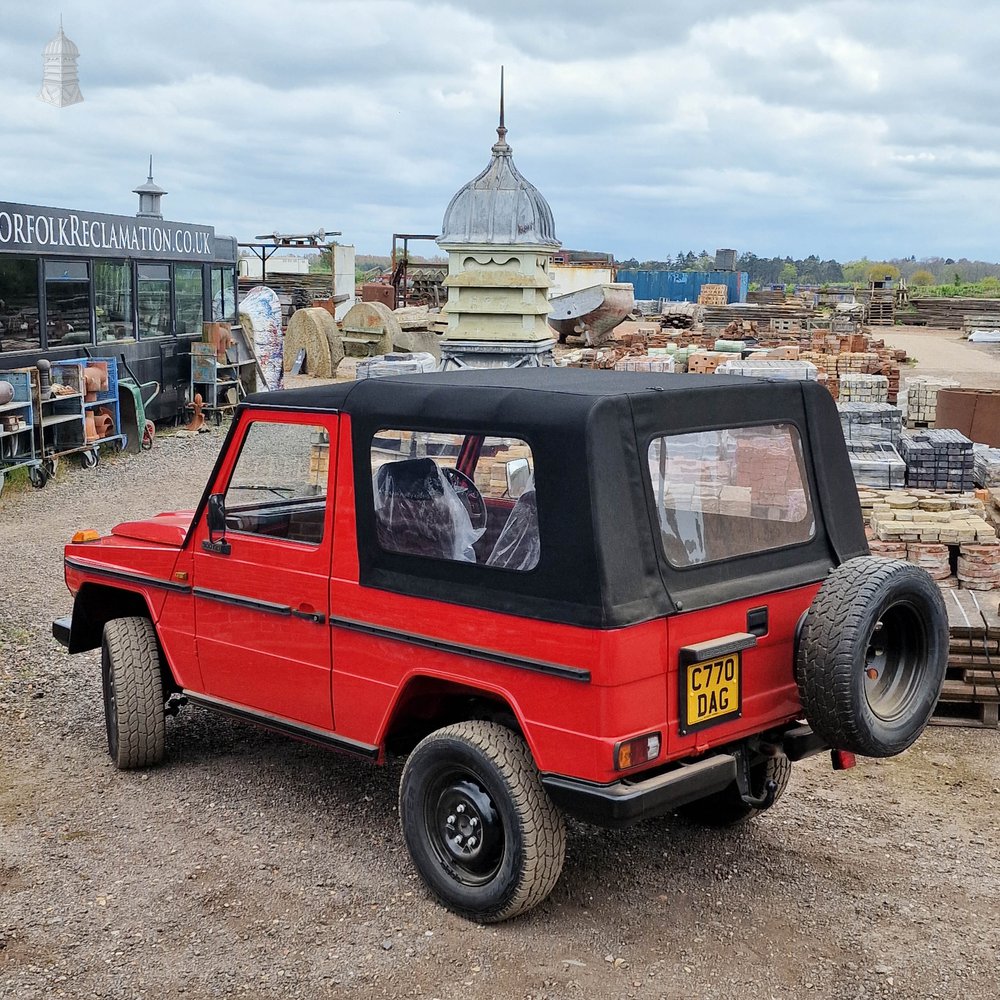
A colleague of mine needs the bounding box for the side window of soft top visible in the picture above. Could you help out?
[223,420,330,544]
[370,429,540,571]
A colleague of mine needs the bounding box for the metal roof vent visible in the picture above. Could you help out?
[38,17,83,108]
[439,70,559,250]
[133,157,167,219]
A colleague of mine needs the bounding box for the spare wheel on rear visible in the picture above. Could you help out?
[795,556,948,757]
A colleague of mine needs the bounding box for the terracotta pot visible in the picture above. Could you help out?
[0,381,13,406]
[84,366,104,402]
[85,411,99,441]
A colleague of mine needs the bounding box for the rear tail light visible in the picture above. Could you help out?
[831,749,857,770]
[615,732,661,771]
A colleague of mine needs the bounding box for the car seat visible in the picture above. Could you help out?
[486,489,539,571]
[374,457,476,561]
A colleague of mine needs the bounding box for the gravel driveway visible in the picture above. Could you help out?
[2,428,999,1000]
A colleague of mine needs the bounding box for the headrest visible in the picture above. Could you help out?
[375,458,445,501]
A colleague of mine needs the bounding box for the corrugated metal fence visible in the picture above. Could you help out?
[616,270,749,304]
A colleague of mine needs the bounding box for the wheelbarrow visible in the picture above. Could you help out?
[118,365,160,454]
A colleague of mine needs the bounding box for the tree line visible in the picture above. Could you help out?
[615,251,1000,287]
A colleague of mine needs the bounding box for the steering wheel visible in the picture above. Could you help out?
[442,467,488,531]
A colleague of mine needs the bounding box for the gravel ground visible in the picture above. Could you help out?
[2,422,1000,1000]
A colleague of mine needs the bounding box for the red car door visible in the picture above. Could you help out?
[190,412,336,731]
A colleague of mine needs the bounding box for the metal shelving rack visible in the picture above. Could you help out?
[63,356,128,458]
[0,370,42,495]
[190,342,255,424]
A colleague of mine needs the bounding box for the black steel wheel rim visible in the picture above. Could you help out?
[863,600,928,723]
[422,770,505,886]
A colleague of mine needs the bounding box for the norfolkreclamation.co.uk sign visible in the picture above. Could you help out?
[0,201,216,260]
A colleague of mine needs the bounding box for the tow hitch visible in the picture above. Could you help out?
[734,748,779,809]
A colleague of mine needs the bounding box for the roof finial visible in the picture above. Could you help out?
[148,154,153,181]
[494,65,509,152]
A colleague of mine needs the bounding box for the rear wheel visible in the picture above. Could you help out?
[399,721,565,922]
[102,617,166,769]
[677,753,791,826]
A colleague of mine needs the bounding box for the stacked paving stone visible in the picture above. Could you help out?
[899,429,976,491]
[613,355,675,373]
[847,442,906,488]
[838,373,889,403]
[899,376,959,424]
[973,445,1000,488]
[838,402,903,447]
[714,359,819,380]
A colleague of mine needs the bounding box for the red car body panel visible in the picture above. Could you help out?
[63,404,822,787]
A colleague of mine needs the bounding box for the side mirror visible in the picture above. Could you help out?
[203,494,231,555]
[505,458,531,500]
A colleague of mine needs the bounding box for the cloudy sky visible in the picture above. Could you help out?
[2,1,999,262]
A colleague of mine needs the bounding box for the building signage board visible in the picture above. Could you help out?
[0,201,216,260]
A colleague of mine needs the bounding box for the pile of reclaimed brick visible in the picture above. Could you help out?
[714,358,819,380]
[838,373,889,403]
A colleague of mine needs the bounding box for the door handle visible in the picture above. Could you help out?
[291,605,326,624]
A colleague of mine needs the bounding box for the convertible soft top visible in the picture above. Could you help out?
[243,370,868,627]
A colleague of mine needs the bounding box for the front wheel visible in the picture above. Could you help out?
[102,617,166,769]
[399,721,565,922]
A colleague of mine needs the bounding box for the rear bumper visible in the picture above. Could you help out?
[542,724,828,828]
[52,616,72,648]
[542,754,738,828]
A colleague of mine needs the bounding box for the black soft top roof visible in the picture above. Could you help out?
[247,367,763,416]
[243,369,867,627]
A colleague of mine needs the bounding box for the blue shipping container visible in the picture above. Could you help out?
[616,270,749,304]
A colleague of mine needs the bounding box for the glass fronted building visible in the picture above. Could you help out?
[0,196,237,419]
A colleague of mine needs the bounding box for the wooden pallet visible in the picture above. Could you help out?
[932,589,1000,727]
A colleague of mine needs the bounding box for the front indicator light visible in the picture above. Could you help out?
[71,529,100,543]
[615,732,661,771]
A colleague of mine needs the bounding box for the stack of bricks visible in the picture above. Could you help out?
[838,334,869,353]
[899,429,976,491]
[838,373,889,404]
[899,377,959,425]
[715,359,819,381]
[697,284,728,306]
[837,351,881,374]
[838,402,903,447]
[614,355,675,373]
[905,542,953,581]
[862,490,996,543]
[686,350,729,374]
[733,436,809,519]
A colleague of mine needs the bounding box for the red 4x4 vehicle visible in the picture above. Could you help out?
[55,369,948,921]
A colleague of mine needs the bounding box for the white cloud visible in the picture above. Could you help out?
[2,0,1000,260]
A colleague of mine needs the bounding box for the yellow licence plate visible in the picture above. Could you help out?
[680,652,742,735]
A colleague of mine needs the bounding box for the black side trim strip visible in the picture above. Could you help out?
[329,615,591,682]
[65,557,190,593]
[183,691,379,760]
[193,587,291,617]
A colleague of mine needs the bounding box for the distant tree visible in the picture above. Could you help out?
[842,259,870,283]
[866,262,901,282]
[981,276,1000,293]
[911,268,935,286]
[779,262,798,284]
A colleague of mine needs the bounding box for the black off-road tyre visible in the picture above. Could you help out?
[399,721,566,922]
[102,617,166,769]
[796,557,947,758]
[677,753,791,827]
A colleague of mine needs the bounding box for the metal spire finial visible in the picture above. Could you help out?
[493,65,509,152]
[148,154,154,181]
